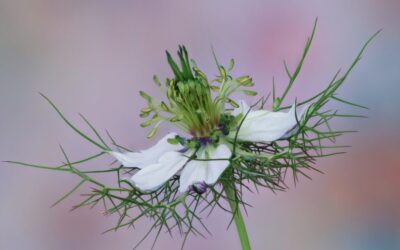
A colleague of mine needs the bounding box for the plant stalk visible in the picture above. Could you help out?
[223,182,252,250]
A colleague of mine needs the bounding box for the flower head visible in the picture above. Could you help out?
[111,47,308,193]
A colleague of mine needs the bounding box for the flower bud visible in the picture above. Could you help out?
[189,182,208,194]
[153,75,161,86]
[218,66,227,81]
[237,76,253,86]
[161,102,171,112]
[242,90,257,96]
[169,116,181,122]
[140,114,158,127]
[228,58,235,71]
[210,85,220,92]
[146,126,158,139]
[140,107,152,113]
[228,99,239,108]
[193,67,207,81]
[140,119,153,127]
[139,112,150,118]
[167,137,180,145]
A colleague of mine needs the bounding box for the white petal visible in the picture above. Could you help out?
[205,144,232,183]
[109,132,183,168]
[178,151,208,193]
[236,104,303,142]
[179,144,231,193]
[131,150,191,192]
[280,104,310,139]
[231,100,251,116]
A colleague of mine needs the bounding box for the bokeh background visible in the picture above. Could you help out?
[1,1,399,249]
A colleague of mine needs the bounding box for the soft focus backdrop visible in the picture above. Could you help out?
[1,1,399,250]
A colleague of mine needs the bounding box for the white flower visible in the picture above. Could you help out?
[110,133,231,193]
[231,100,309,143]
[110,101,308,193]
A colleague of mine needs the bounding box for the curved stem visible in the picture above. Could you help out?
[223,182,252,250]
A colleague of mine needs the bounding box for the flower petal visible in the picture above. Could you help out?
[109,132,183,168]
[280,104,310,139]
[179,144,231,193]
[235,104,305,142]
[205,144,232,183]
[131,150,191,192]
[178,152,207,193]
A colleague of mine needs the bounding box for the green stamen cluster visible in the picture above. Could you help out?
[167,78,219,137]
[139,45,256,139]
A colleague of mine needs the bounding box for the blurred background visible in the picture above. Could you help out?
[0,1,399,249]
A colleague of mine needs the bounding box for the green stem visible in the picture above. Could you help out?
[223,182,252,250]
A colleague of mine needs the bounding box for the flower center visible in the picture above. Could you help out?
[168,79,220,137]
[197,137,213,146]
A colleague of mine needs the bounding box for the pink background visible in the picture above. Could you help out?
[1,1,399,249]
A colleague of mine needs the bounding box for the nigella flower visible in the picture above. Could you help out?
[9,22,378,250]
[109,47,309,193]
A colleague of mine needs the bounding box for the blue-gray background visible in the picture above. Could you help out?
[1,1,399,249]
